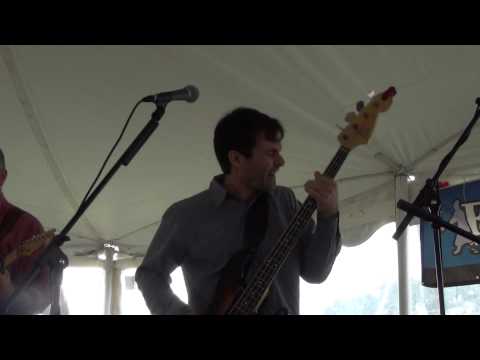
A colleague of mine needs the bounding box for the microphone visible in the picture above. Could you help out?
[142,85,199,104]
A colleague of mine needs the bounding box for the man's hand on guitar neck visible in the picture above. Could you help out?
[304,171,338,218]
[0,269,14,301]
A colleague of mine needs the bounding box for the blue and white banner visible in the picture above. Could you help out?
[420,179,480,287]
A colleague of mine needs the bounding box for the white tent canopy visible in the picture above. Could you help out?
[1,45,480,270]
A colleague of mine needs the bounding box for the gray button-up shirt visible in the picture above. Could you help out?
[135,175,341,315]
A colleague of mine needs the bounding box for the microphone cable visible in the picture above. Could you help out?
[80,99,143,205]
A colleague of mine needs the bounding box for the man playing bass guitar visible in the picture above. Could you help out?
[136,107,341,315]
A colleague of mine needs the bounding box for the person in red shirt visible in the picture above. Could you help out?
[0,148,51,314]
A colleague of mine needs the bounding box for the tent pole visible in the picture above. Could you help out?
[395,174,409,315]
[104,246,115,315]
[110,266,122,315]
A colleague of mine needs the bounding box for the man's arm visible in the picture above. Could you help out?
[299,211,341,283]
[283,178,342,283]
[0,267,50,314]
[298,172,342,282]
[0,270,14,302]
[135,204,193,315]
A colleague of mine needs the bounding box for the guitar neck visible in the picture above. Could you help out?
[228,146,350,314]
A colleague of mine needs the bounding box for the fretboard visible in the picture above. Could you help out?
[227,146,350,314]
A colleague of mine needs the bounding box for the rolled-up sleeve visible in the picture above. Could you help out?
[135,204,192,315]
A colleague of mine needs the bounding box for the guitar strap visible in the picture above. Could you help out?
[243,192,288,315]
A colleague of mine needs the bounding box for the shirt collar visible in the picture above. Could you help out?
[208,174,273,208]
[209,175,228,208]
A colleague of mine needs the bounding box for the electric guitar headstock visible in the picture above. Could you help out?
[338,86,396,150]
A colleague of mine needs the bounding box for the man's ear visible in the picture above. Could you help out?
[0,169,7,188]
[228,150,244,170]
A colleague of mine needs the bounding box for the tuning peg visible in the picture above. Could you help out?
[356,101,365,112]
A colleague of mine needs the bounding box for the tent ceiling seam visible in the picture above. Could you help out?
[0,46,102,239]
[407,127,480,172]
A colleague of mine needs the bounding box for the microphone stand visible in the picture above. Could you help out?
[2,102,167,314]
[392,98,480,315]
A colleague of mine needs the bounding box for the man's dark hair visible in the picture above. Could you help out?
[214,107,284,174]
[0,148,5,170]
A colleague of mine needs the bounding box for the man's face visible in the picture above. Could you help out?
[0,169,6,191]
[238,132,285,192]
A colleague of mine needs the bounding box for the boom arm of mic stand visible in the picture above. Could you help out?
[393,100,480,240]
[397,199,480,244]
[392,187,426,240]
